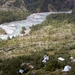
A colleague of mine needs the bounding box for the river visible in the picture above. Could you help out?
[0,10,72,40]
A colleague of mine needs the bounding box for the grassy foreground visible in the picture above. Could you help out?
[0,23,75,75]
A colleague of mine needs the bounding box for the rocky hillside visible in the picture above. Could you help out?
[0,0,27,12]
[23,0,75,12]
[0,0,75,12]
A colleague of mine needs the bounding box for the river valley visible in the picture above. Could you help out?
[0,11,72,40]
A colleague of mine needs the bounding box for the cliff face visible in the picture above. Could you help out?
[0,0,27,12]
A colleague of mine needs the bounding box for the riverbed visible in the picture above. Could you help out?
[0,11,72,40]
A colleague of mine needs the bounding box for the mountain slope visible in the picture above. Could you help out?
[23,0,75,12]
[0,0,27,12]
[0,0,75,12]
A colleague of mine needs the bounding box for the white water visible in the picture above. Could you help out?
[0,10,72,40]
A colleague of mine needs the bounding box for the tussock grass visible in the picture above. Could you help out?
[0,23,75,59]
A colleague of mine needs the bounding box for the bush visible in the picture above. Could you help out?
[45,59,58,71]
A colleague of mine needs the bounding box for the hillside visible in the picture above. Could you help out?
[0,0,75,24]
[0,0,75,12]
[0,9,75,75]
[0,0,27,12]
[0,9,75,58]
[0,1,75,75]
[23,0,75,12]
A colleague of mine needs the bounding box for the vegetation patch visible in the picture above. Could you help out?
[0,28,6,34]
[0,11,30,24]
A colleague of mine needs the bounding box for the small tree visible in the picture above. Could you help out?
[7,36,10,40]
[20,27,26,34]
[22,27,26,30]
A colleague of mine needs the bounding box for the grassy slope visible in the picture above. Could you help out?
[0,12,75,75]
[0,23,75,59]
[0,23,75,75]
[0,10,75,58]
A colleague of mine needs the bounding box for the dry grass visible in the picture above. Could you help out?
[0,23,75,59]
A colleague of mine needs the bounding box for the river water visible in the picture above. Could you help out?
[0,11,72,40]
